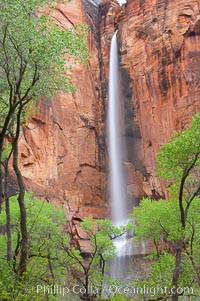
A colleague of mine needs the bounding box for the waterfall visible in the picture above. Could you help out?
[107,31,148,284]
[107,31,131,282]
[108,31,127,228]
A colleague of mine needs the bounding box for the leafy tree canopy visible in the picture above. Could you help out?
[157,113,200,182]
[0,0,89,126]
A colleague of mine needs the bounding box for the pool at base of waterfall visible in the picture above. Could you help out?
[110,253,150,282]
[110,237,153,282]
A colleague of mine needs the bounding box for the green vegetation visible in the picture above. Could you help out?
[57,218,128,301]
[130,113,200,301]
[0,194,127,300]
[0,193,66,300]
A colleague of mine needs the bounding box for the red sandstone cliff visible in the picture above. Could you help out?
[18,0,108,229]
[100,0,200,202]
[17,0,200,230]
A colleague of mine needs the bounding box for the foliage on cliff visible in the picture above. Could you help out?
[0,0,89,115]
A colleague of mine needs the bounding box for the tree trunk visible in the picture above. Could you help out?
[0,106,15,210]
[5,197,12,261]
[13,142,28,278]
[171,241,183,301]
[12,107,28,279]
[3,155,13,261]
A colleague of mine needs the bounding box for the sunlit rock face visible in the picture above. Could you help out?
[100,0,200,200]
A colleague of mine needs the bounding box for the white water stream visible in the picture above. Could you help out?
[108,31,127,228]
[107,31,129,261]
[107,32,148,284]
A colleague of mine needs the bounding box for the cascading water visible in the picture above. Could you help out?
[107,30,130,280]
[108,31,127,228]
[107,32,148,285]
[117,0,127,5]
[106,31,150,289]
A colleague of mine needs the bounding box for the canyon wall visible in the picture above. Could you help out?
[17,0,200,246]
[18,0,108,232]
[100,0,200,203]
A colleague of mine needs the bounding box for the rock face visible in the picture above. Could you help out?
[100,0,200,200]
[18,0,108,231]
[18,0,200,234]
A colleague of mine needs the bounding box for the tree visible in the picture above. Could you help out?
[58,218,128,301]
[130,113,200,301]
[0,192,69,301]
[0,0,89,280]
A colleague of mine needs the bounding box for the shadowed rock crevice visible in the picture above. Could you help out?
[120,66,147,177]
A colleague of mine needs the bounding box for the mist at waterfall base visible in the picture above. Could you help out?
[107,32,147,283]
